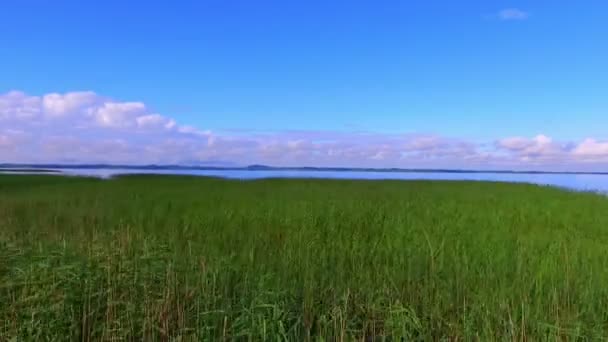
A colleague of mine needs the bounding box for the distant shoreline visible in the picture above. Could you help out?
[0,168,60,174]
[1,164,607,175]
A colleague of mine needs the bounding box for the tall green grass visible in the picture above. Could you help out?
[1,174,608,340]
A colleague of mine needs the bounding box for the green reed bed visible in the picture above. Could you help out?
[1,174,608,340]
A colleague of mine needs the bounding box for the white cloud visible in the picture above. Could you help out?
[0,91,41,120]
[498,8,529,21]
[42,91,98,117]
[497,136,533,151]
[135,114,178,130]
[91,101,148,128]
[496,134,608,166]
[496,134,564,159]
[573,139,608,159]
[404,136,442,151]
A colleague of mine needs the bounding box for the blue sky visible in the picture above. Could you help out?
[1,1,607,169]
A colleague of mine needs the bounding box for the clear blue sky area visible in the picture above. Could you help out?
[1,1,607,141]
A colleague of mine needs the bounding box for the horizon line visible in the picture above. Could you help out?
[1,163,607,176]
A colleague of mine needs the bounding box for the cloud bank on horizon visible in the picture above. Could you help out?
[1,90,608,171]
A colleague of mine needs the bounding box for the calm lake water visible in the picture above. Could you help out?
[41,168,608,194]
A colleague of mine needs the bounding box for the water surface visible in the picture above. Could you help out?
[46,168,608,194]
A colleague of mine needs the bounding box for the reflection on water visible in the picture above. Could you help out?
[50,168,608,193]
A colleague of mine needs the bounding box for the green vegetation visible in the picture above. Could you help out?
[1,174,608,340]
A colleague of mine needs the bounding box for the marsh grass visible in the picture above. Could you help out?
[1,174,608,340]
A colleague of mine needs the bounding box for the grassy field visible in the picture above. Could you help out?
[1,174,608,340]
